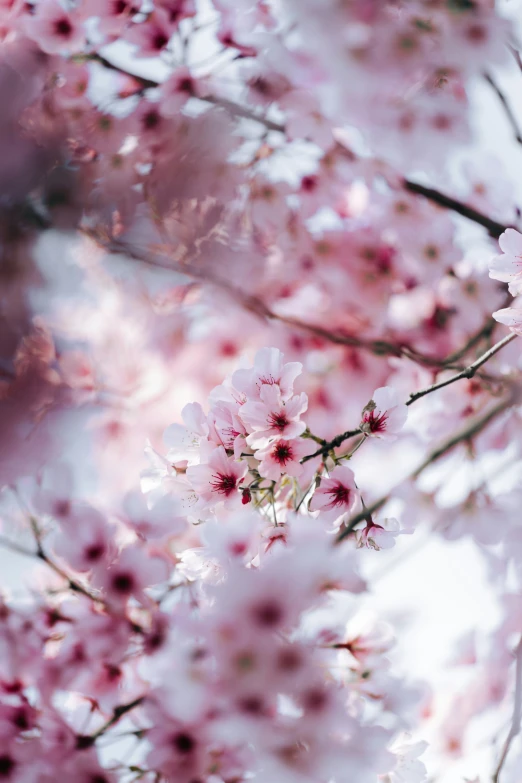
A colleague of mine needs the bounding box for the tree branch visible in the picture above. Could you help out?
[406,332,517,406]
[484,71,522,147]
[76,697,145,749]
[301,428,361,463]
[88,52,513,239]
[93,228,507,380]
[28,516,105,604]
[492,636,522,783]
[403,180,509,239]
[301,333,516,464]
[336,395,514,542]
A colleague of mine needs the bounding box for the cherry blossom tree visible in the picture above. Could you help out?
[2,1,522,782]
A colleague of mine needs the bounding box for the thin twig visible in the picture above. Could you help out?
[407,332,517,406]
[76,697,145,748]
[28,517,105,604]
[301,428,361,463]
[403,180,509,239]
[336,395,514,542]
[302,333,516,466]
[484,72,522,147]
[492,636,522,783]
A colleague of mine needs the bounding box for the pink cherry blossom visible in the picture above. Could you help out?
[361,387,408,440]
[253,436,316,481]
[240,384,308,447]
[124,8,174,57]
[309,465,360,524]
[24,1,85,54]
[160,66,200,115]
[92,543,169,606]
[492,305,522,333]
[355,517,402,551]
[163,402,210,466]
[232,347,303,402]
[489,229,522,295]
[0,2,521,781]
[51,504,117,572]
[186,445,248,508]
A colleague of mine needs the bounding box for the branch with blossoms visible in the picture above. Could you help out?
[2,1,522,782]
[336,392,515,543]
[303,330,517,463]
[86,51,516,240]
[88,226,510,380]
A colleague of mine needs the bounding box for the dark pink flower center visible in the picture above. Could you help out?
[222,426,240,448]
[110,571,134,594]
[142,110,161,130]
[210,472,237,496]
[54,17,73,37]
[363,410,388,433]
[238,695,265,715]
[152,31,169,50]
[277,648,303,672]
[272,442,293,465]
[172,732,195,754]
[177,77,194,94]
[85,542,105,562]
[112,0,128,14]
[258,373,277,386]
[0,754,15,777]
[301,175,318,192]
[252,599,283,627]
[326,483,351,507]
[302,687,328,712]
[268,411,289,432]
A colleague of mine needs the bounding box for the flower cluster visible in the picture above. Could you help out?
[144,348,407,544]
[0,0,522,781]
[0,351,420,783]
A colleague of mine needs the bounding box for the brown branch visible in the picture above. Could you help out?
[86,53,159,90]
[406,332,517,406]
[92,228,506,379]
[509,44,522,73]
[302,334,515,465]
[484,72,522,147]
[0,518,106,605]
[88,52,513,239]
[76,697,145,749]
[403,180,510,239]
[492,636,522,783]
[301,428,361,463]
[336,395,514,542]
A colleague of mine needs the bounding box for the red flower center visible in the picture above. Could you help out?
[152,31,169,50]
[210,472,237,496]
[273,442,293,465]
[363,410,388,433]
[268,412,289,432]
[54,17,73,37]
[326,483,351,507]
